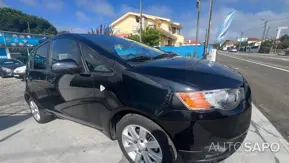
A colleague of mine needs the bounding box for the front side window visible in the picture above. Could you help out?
[34,43,49,69]
[51,39,80,64]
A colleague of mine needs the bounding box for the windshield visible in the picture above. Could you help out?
[0,59,22,65]
[83,35,165,61]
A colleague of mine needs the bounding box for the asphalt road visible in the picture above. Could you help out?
[217,51,289,142]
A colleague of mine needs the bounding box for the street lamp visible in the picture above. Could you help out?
[193,0,201,58]
[204,0,214,59]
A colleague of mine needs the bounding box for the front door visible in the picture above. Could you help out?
[27,42,50,107]
[80,44,121,127]
[46,38,97,125]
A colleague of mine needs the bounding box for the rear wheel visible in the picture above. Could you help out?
[28,99,54,123]
[116,114,177,163]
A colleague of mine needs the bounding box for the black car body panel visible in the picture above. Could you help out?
[24,34,252,163]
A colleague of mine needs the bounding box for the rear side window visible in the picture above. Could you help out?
[34,43,49,69]
[51,39,80,64]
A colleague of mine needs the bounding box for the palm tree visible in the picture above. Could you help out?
[88,24,113,35]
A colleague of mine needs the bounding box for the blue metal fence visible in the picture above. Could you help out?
[159,45,212,59]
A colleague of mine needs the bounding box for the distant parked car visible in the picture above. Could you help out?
[229,48,238,52]
[0,59,24,78]
[13,65,26,79]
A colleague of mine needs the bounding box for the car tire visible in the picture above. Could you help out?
[0,72,5,78]
[116,114,177,163]
[28,99,54,124]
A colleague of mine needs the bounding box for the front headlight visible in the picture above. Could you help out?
[176,88,245,111]
[14,66,26,73]
[1,67,11,73]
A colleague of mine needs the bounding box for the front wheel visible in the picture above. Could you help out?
[116,114,177,163]
[0,72,5,78]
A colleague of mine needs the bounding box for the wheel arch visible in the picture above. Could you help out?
[108,108,176,151]
[24,93,31,103]
[109,109,178,161]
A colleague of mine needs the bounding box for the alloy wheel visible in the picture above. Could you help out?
[30,101,40,121]
[122,125,163,163]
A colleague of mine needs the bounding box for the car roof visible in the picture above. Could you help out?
[52,33,119,43]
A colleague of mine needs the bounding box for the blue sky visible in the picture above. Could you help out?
[1,0,289,41]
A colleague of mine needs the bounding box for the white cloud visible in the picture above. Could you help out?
[180,7,289,43]
[0,0,7,7]
[119,4,138,15]
[19,0,64,10]
[76,11,90,22]
[145,5,172,17]
[75,0,115,17]
[19,0,38,6]
[44,1,64,11]
[119,4,172,18]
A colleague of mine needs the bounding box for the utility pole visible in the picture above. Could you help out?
[205,0,214,59]
[139,0,143,43]
[27,21,31,33]
[238,32,243,51]
[194,0,201,58]
[261,20,268,41]
[265,26,270,40]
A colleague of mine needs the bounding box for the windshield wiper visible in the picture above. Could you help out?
[125,56,152,62]
[152,52,178,59]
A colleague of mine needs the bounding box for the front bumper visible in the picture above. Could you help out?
[157,85,252,162]
[178,130,248,163]
[13,72,25,78]
[2,71,13,77]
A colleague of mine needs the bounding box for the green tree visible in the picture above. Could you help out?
[262,40,273,47]
[0,7,57,35]
[277,34,289,49]
[128,34,140,42]
[128,27,161,46]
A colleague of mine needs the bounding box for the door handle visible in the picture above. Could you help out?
[79,73,91,77]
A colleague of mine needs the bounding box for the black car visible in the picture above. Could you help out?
[24,34,252,163]
[0,59,24,78]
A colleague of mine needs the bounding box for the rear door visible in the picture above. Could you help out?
[46,38,97,125]
[27,42,51,108]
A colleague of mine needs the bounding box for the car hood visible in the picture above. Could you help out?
[1,64,23,70]
[134,57,244,90]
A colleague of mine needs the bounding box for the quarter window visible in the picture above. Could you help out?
[82,48,111,73]
[51,39,80,64]
[34,43,49,69]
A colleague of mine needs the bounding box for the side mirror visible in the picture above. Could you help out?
[51,59,81,74]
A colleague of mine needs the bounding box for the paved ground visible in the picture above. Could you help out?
[1,68,289,162]
[217,51,289,142]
